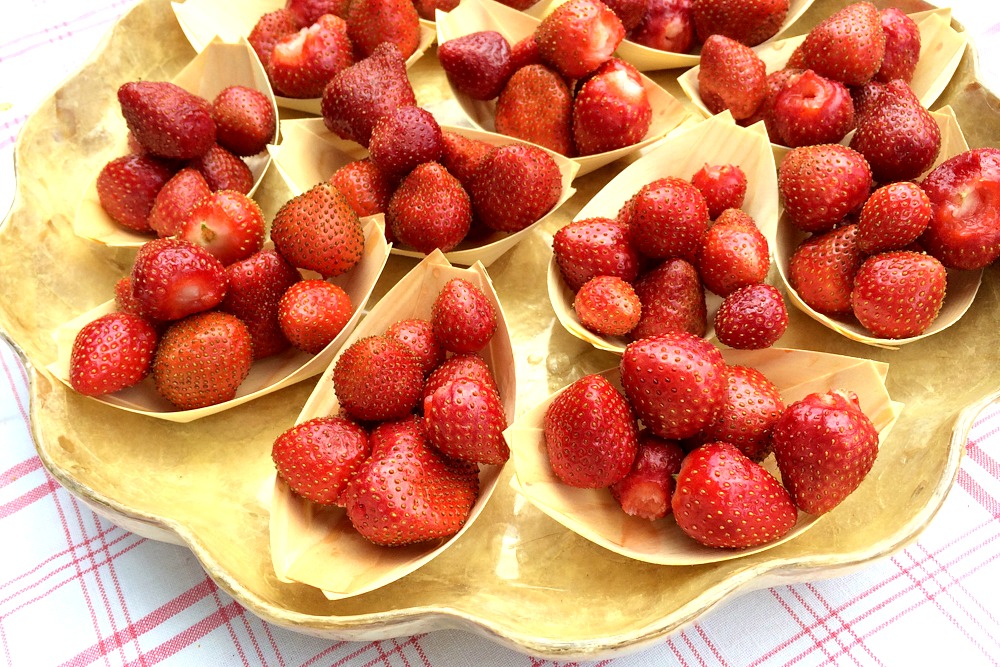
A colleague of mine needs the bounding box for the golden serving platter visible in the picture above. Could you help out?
[2,0,999,659]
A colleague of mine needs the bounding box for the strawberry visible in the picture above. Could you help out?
[573,275,642,337]
[384,318,444,376]
[346,0,420,60]
[286,0,349,26]
[619,331,726,440]
[438,31,514,102]
[270,181,365,278]
[690,163,746,220]
[470,144,563,233]
[920,147,1000,270]
[321,42,417,147]
[672,441,797,548]
[630,258,707,340]
[771,389,879,515]
[421,353,498,405]
[627,0,695,54]
[603,0,650,32]
[439,131,493,191]
[117,81,216,160]
[130,237,229,321]
[494,64,574,156]
[341,416,479,546]
[177,190,266,266]
[625,176,709,262]
[328,159,394,217]
[367,105,444,181]
[424,376,509,464]
[788,223,864,315]
[850,250,946,339]
[713,283,788,349]
[114,277,148,320]
[692,0,788,46]
[148,167,211,237]
[543,373,639,488]
[572,58,652,156]
[210,85,276,157]
[697,34,767,121]
[333,335,425,421]
[69,312,159,397]
[277,279,353,353]
[152,311,253,409]
[768,69,855,148]
[96,153,176,233]
[268,14,354,99]
[534,0,625,80]
[797,1,885,86]
[431,278,498,354]
[412,0,459,20]
[552,217,640,292]
[187,144,254,194]
[509,34,542,71]
[248,9,299,70]
[697,208,769,297]
[875,8,920,84]
[753,67,801,142]
[856,181,931,254]
[778,144,872,233]
[608,432,684,520]
[221,249,301,359]
[387,161,472,253]
[700,365,784,462]
[849,79,941,183]
[271,416,370,505]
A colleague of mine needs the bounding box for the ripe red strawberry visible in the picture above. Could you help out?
[152,311,253,409]
[118,81,216,160]
[387,161,472,253]
[692,0,788,46]
[700,365,784,462]
[328,159,394,217]
[333,335,425,421]
[114,277,149,320]
[697,208,769,297]
[69,312,159,397]
[534,0,625,80]
[572,58,652,156]
[424,376,509,464]
[211,85,276,157]
[690,163,746,220]
[672,441,797,548]
[544,373,638,488]
[341,416,479,546]
[620,331,726,440]
[268,14,354,98]
[494,64,574,156]
[625,176,709,262]
[603,0,649,32]
[421,353,497,403]
[768,69,855,148]
[856,181,931,254]
[849,79,941,183]
[367,105,444,181]
[177,190,266,266]
[221,249,301,359]
[509,34,542,71]
[714,283,788,349]
[753,67,801,142]
[552,217,640,292]
[270,181,365,277]
[346,0,420,60]
[148,167,211,237]
[771,389,879,515]
[573,275,642,337]
[628,0,695,54]
[272,416,370,505]
[439,131,493,191]
[797,1,885,86]
[850,250,946,339]
[609,432,684,520]
[248,9,299,70]
[778,144,872,233]
[470,144,563,233]
[920,147,1000,270]
[385,318,444,376]
[96,154,176,233]
[431,278,498,354]
[630,258,707,340]
[438,31,514,101]
[412,0,459,20]
[875,8,920,84]
[697,34,767,121]
[788,223,864,315]
[286,0,349,26]
[130,237,229,321]
[321,42,417,146]
[277,279,353,353]
[187,144,254,194]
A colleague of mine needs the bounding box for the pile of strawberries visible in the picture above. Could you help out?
[553,162,788,350]
[272,278,508,547]
[543,331,880,549]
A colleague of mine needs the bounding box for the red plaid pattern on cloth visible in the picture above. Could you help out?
[3,2,1000,665]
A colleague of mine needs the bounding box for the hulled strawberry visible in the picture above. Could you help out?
[97,154,176,233]
[603,0,649,32]
[534,0,626,80]
[424,376,509,464]
[609,432,684,520]
[277,279,353,353]
[778,144,872,233]
[875,8,920,84]
[130,237,229,321]
[177,190,266,266]
[187,144,254,194]
[333,335,425,421]
[630,258,707,340]
[272,416,370,505]
[768,69,855,148]
[714,283,788,349]
[268,14,354,98]
[69,312,159,397]
[286,0,349,26]
[625,176,709,262]
[850,250,946,339]
[690,163,746,220]
[248,9,299,70]
[692,0,788,46]
[470,144,563,233]
[148,168,211,237]
[697,34,767,121]
[210,85,276,157]
[573,275,642,337]
[856,181,931,255]
[221,249,301,359]
[118,81,216,160]
[797,1,885,86]
[553,217,640,291]
[384,318,444,376]
[438,31,514,101]
[387,162,472,253]
[572,58,651,156]
[328,159,394,217]
[346,0,420,60]
[788,223,864,316]
[701,365,784,462]
[270,181,365,278]
[431,278,498,354]
[697,208,769,297]
[494,64,574,156]
[367,105,444,181]
[628,0,695,54]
